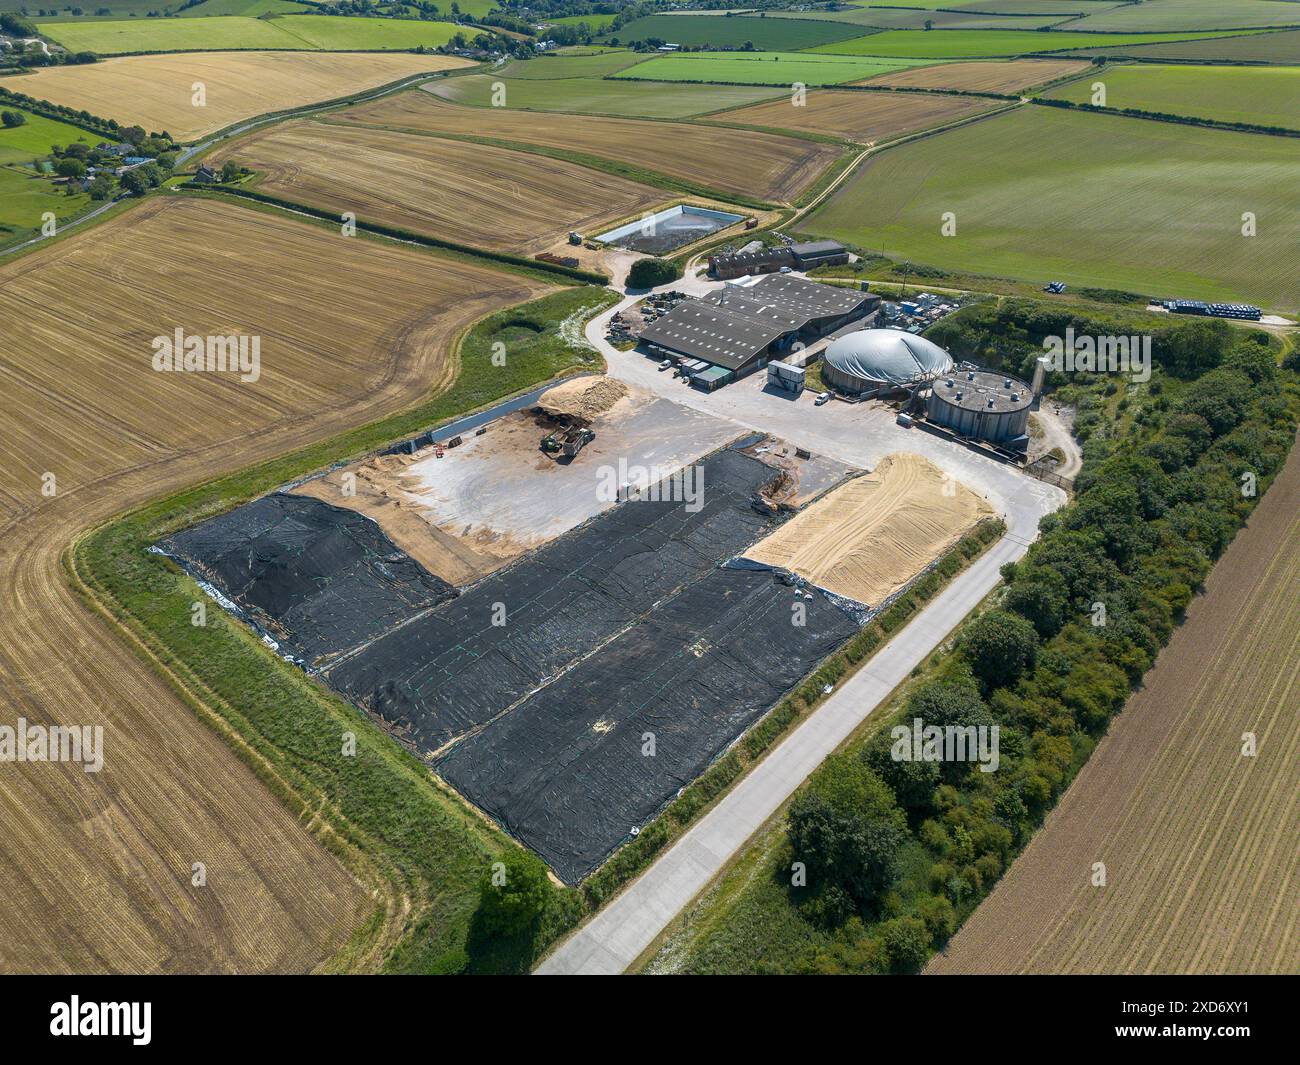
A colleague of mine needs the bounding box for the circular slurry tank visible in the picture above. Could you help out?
[822,328,953,395]
[926,368,1033,446]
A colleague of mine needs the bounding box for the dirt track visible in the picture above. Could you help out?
[744,452,990,608]
[0,196,548,972]
[928,432,1300,974]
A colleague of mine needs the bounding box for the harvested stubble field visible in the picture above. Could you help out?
[744,452,991,608]
[929,432,1300,975]
[35,13,462,55]
[861,57,1091,93]
[331,88,842,205]
[714,89,1002,144]
[0,195,547,973]
[611,51,939,88]
[210,119,667,253]
[423,73,784,120]
[5,52,472,142]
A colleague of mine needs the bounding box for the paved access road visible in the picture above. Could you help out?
[535,294,1064,975]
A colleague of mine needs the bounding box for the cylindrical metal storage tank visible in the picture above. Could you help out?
[822,328,953,395]
[926,369,1033,447]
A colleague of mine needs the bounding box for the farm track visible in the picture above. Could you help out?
[928,430,1300,974]
[0,196,549,973]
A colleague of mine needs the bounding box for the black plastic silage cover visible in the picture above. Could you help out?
[436,566,860,884]
[162,493,455,666]
[164,448,865,884]
[323,448,779,752]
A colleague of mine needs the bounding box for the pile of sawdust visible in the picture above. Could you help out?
[538,375,628,422]
[744,452,992,608]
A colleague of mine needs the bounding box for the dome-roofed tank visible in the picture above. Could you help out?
[821,328,954,394]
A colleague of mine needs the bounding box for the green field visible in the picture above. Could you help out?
[0,108,96,166]
[495,50,648,79]
[428,72,784,117]
[1069,0,1300,31]
[801,105,1300,310]
[1059,26,1300,63]
[179,0,313,14]
[613,51,939,87]
[785,6,1071,30]
[809,27,1266,58]
[546,13,618,31]
[271,13,463,50]
[36,14,463,53]
[0,165,90,241]
[606,14,872,51]
[1045,63,1300,130]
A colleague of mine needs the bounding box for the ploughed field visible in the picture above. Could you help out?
[209,118,668,253]
[328,87,844,204]
[929,432,1300,974]
[0,196,547,972]
[4,51,473,142]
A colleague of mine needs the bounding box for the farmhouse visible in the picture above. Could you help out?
[640,273,878,387]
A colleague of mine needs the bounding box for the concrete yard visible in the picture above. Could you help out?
[295,384,743,585]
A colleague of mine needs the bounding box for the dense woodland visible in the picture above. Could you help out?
[762,301,1299,973]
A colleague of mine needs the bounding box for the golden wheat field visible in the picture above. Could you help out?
[213,119,668,253]
[0,196,547,972]
[863,58,1091,94]
[716,89,1001,144]
[929,434,1300,975]
[328,86,843,204]
[5,52,472,142]
[744,453,991,608]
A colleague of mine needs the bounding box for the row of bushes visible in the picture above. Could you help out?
[0,85,127,140]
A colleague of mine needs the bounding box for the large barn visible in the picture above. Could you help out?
[639,274,878,387]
